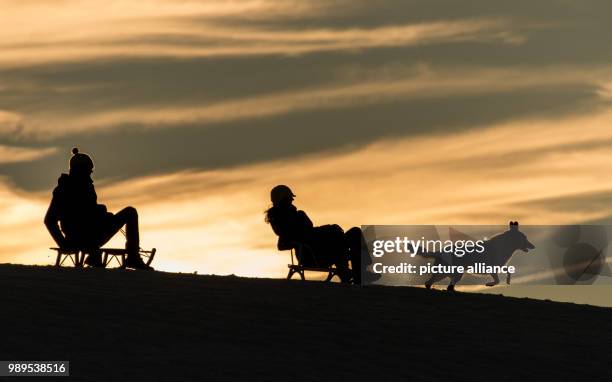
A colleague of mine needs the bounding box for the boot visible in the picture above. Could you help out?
[125,254,153,270]
[85,250,104,268]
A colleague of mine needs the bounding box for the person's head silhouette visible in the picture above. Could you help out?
[270,185,295,207]
[69,147,94,178]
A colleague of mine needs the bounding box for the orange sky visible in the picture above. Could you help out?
[1,0,612,304]
[3,111,612,275]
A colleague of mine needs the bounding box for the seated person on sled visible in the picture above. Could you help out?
[44,148,152,270]
[265,184,370,284]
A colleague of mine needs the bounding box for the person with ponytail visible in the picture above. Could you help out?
[265,185,367,284]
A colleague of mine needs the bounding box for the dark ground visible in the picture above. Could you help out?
[1,264,611,381]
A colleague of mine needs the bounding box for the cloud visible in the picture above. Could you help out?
[2,0,612,287]
[8,65,611,138]
[0,112,57,163]
[4,106,611,276]
[0,111,24,134]
[0,19,520,67]
[0,0,336,65]
[96,103,612,228]
[0,144,56,165]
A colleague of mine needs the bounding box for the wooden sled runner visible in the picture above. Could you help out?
[286,242,343,282]
[51,247,156,268]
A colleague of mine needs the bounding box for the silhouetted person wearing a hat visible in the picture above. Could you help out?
[44,148,152,270]
[265,185,365,283]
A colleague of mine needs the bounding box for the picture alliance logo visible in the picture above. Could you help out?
[365,224,612,287]
[371,237,486,258]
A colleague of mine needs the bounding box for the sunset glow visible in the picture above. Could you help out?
[1,1,611,292]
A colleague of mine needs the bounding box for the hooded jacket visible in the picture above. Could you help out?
[44,173,108,246]
[266,204,313,250]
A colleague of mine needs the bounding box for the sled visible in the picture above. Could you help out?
[50,247,156,268]
[286,242,344,282]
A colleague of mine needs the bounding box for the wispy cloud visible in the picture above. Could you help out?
[0,134,56,164]
[0,110,23,134]
[2,0,612,303]
[0,0,522,68]
[6,65,610,138]
[0,110,55,164]
[5,106,612,274]
[0,19,522,67]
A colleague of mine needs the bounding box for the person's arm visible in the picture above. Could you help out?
[296,210,314,230]
[44,197,67,248]
[95,203,108,217]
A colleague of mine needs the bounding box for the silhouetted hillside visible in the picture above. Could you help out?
[1,264,610,381]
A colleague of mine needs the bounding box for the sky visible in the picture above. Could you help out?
[1,0,612,304]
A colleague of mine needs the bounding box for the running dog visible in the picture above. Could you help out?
[422,221,535,291]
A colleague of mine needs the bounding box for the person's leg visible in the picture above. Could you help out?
[312,225,351,282]
[95,207,139,251]
[332,248,351,283]
[84,248,104,267]
[73,222,106,267]
[345,227,363,284]
[329,225,351,283]
[96,207,148,268]
[113,206,140,257]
